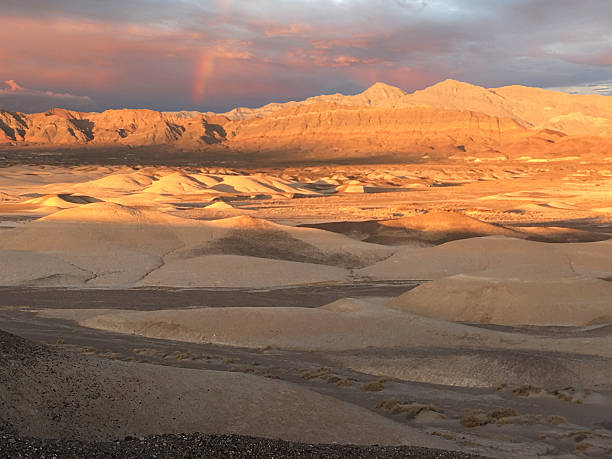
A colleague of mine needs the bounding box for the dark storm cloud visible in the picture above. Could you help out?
[0,0,610,112]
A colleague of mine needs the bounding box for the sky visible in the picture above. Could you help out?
[1,0,611,113]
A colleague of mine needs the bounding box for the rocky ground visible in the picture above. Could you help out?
[0,426,485,459]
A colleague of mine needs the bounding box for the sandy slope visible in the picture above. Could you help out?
[0,330,440,447]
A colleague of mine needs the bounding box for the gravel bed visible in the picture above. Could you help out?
[0,428,486,459]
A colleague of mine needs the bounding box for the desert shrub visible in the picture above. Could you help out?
[335,378,352,387]
[487,408,518,420]
[547,415,567,426]
[460,414,487,428]
[512,385,541,397]
[360,381,384,392]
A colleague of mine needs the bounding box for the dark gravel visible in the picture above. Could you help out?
[0,427,486,459]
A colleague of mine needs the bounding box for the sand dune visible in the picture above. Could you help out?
[0,202,391,287]
[23,193,102,210]
[388,269,612,326]
[138,254,349,288]
[209,174,311,195]
[0,250,90,286]
[305,212,521,245]
[37,301,508,351]
[39,295,612,360]
[360,236,612,280]
[76,171,156,192]
[143,172,211,194]
[205,200,237,210]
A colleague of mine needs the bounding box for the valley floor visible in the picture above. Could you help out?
[2,159,612,457]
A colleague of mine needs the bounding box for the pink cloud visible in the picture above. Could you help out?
[3,80,25,91]
[264,23,310,37]
[0,79,95,112]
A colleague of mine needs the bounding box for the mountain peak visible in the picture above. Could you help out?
[360,82,406,101]
[423,79,487,94]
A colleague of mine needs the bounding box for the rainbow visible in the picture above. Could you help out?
[192,0,231,104]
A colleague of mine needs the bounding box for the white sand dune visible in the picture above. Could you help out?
[210,174,315,195]
[71,171,156,192]
[139,254,349,288]
[143,172,211,194]
[38,301,506,351]
[0,250,90,286]
[39,297,612,358]
[23,194,101,209]
[188,173,223,187]
[388,268,612,326]
[204,201,239,210]
[381,212,520,241]
[360,236,612,280]
[0,202,390,287]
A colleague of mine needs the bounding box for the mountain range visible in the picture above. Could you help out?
[2,79,612,161]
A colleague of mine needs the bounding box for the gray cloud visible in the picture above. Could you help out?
[548,80,612,96]
[1,0,611,111]
[0,80,96,113]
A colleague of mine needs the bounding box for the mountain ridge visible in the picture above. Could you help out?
[2,80,612,161]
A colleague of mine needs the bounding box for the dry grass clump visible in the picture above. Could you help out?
[512,385,542,397]
[460,414,488,428]
[133,347,165,358]
[300,369,352,386]
[487,408,517,420]
[360,381,385,392]
[360,376,397,392]
[487,408,519,425]
[376,398,443,420]
[547,414,567,426]
[300,367,332,380]
[549,387,578,402]
[459,407,522,428]
[377,397,401,411]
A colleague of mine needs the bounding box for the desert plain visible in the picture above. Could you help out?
[2,81,612,457]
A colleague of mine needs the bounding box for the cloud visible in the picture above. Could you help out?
[0,79,96,112]
[4,80,25,91]
[1,1,611,111]
[548,80,612,96]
